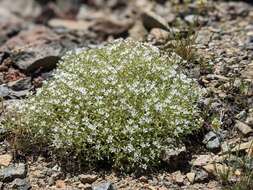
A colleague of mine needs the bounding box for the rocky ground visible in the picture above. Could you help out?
[0,0,253,189]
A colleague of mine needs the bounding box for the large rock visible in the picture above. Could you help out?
[10,178,31,190]
[0,84,30,99]
[0,26,63,73]
[0,163,27,182]
[7,77,32,91]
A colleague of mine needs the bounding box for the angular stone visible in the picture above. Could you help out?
[0,163,27,182]
[55,180,66,189]
[79,174,98,184]
[81,183,92,190]
[0,26,62,73]
[128,21,147,41]
[161,145,188,169]
[8,77,32,91]
[186,172,195,184]
[172,171,185,186]
[235,120,253,135]
[92,182,115,190]
[141,10,169,30]
[246,112,253,127]
[0,85,10,97]
[192,155,213,167]
[149,28,170,43]
[231,140,253,152]
[194,168,209,183]
[202,163,231,176]
[0,154,12,167]
[203,131,221,152]
[48,19,92,31]
[10,178,31,190]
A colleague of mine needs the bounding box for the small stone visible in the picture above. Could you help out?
[202,163,231,177]
[0,85,10,98]
[11,178,31,190]
[141,10,169,30]
[92,182,115,190]
[55,180,66,189]
[139,176,148,183]
[149,28,170,43]
[81,183,92,190]
[48,19,92,31]
[246,112,253,127]
[235,120,253,136]
[0,163,27,182]
[79,174,98,184]
[0,154,12,167]
[194,169,209,183]
[172,171,185,186]
[186,172,195,184]
[231,140,253,152]
[234,169,241,177]
[161,145,188,169]
[203,131,221,152]
[192,155,212,167]
[0,65,8,72]
[128,21,147,41]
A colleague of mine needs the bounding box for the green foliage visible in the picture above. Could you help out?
[3,40,203,171]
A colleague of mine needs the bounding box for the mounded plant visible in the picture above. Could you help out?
[3,39,203,171]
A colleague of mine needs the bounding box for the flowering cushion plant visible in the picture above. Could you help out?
[4,39,203,171]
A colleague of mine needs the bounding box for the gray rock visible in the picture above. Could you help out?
[0,163,27,182]
[0,84,30,99]
[92,182,115,190]
[0,85,10,97]
[194,168,209,183]
[184,15,197,24]
[8,77,32,91]
[0,26,63,73]
[246,111,253,127]
[10,178,31,190]
[203,131,221,152]
[13,44,61,73]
